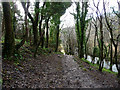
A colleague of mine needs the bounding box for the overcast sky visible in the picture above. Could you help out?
[15,0,119,28]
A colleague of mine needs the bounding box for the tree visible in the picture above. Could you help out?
[92,0,104,71]
[16,2,30,50]
[10,2,20,38]
[74,1,88,58]
[2,2,15,58]
[84,21,92,59]
[91,16,99,64]
[47,2,71,52]
[76,2,81,57]
[34,1,69,56]
[22,2,40,46]
[45,16,50,48]
[34,2,46,57]
[103,0,120,76]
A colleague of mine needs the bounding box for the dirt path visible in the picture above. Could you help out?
[62,55,102,88]
[2,53,119,88]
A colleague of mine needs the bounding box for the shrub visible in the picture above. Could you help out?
[93,46,99,57]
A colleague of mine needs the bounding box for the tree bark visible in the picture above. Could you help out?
[39,15,43,37]
[34,13,44,57]
[45,17,50,48]
[13,11,16,38]
[2,16,5,35]
[76,2,81,58]
[55,24,60,52]
[2,2,15,58]
[41,26,45,49]
[34,30,45,57]
[79,3,84,58]
[33,2,39,46]
[92,25,97,63]
[22,2,39,46]
[85,23,91,59]
[110,38,113,71]
[99,16,104,71]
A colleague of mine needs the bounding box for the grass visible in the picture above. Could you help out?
[54,52,63,55]
[74,56,117,75]
[0,78,2,85]
[83,58,117,74]
[15,39,30,45]
[83,68,87,71]
[102,68,117,74]
[15,38,22,43]
[1,38,29,46]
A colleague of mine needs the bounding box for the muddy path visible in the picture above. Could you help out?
[2,53,120,88]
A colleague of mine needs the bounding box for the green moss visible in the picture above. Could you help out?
[15,38,22,45]
[81,58,92,65]
[93,46,100,57]
[83,68,87,71]
[89,67,93,71]
[75,57,117,75]
[103,68,117,75]
[0,78,2,85]
[54,52,63,55]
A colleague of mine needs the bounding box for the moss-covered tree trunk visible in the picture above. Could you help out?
[76,2,88,58]
[85,23,91,59]
[2,2,15,58]
[76,2,81,58]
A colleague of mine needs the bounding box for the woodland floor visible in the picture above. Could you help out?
[2,48,120,88]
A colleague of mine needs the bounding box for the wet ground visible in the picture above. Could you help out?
[2,53,120,88]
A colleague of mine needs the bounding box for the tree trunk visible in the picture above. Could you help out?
[79,2,88,58]
[22,2,39,46]
[99,16,104,71]
[39,15,43,37]
[29,28,32,46]
[45,17,50,48]
[39,2,45,38]
[55,24,60,52]
[2,2,15,58]
[2,16,5,35]
[13,12,16,38]
[80,24,84,58]
[110,38,113,71]
[41,34,45,48]
[114,45,120,77]
[103,1,120,76]
[33,2,39,46]
[76,2,81,58]
[41,25,46,48]
[33,22,38,46]
[92,25,97,64]
[34,14,44,57]
[85,23,91,59]
[34,30,45,57]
